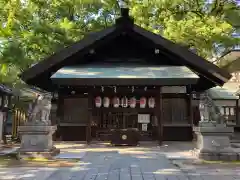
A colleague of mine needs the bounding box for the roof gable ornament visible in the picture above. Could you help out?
[116,0,134,26]
[118,0,128,8]
[189,47,197,54]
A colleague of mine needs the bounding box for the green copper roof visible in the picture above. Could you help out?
[51,66,199,79]
[236,88,240,95]
[208,86,239,100]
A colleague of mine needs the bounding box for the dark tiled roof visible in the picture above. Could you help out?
[236,88,240,95]
[0,84,12,95]
[20,8,232,91]
[208,86,239,100]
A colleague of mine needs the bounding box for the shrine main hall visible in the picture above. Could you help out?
[20,8,232,144]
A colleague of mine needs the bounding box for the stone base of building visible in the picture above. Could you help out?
[18,124,59,159]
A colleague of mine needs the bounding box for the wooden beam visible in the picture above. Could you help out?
[156,87,163,145]
[52,77,198,86]
[86,93,92,144]
[92,107,156,113]
[59,86,162,96]
[236,99,239,126]
[57,94,64,124]
[189,93,193,126]
[92,87,160,96]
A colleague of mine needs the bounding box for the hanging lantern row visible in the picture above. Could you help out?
[94,96,155,108]
[95,86,157,93]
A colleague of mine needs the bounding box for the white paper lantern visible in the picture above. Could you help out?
[130,97,136,108]
[121,96,128,108]
[95,96,102,108]
[148,97,155,108]
[112,97,120,108]
[103,97,110,108]
[140,97,146,108]
[4,96,8,107]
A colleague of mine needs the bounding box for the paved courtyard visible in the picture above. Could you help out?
[0,142,240,180]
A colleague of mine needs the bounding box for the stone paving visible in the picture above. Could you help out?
[176,163,240,180]
[48,150,187,180]
[0,142,240,180]
[0,167,57,180]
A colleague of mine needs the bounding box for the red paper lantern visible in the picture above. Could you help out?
[140,97,146,108]
[112,97,120,108]
[130,97,136,108]
[103,97,110,108]
[148,97,155,108]
[95,96,102,108]
[121,96,128,108]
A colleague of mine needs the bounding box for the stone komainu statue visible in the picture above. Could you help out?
[27,94,52,125]
[199,91,225,125]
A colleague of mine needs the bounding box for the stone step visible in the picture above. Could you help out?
[54,151,86,160]
[230,132,240,139]
[0,147,19,156]
[229,132,240,143]
[231,139,240,143]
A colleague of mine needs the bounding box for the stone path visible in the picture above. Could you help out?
[173,159,240,180]
[0,167,57,180]
[46,150,186,180]
[55,151,86,159]
[0,148,186,180]
[0,142,240,180]
[0,146,19,155]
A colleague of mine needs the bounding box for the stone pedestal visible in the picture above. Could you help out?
[18,124,59,159]
[193,126,239,161]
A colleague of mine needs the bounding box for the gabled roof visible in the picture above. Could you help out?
[51,65,200,86]
[20,8,231,88]
[132,25,230,83]
[236,88,240,95]
[219,49,240,71]
[0,84,13,95]
[21,25,117,81]
[208,86,239,100]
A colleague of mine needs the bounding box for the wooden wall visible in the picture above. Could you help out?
[63,98,88,124]
[54,86,239,142]
[56,92,193,141]
[161,95,192,141]
[162,98,188,125]
[54,95,240,142]
[55,96,88,141]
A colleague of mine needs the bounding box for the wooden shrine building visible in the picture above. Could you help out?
[20,8,232,144]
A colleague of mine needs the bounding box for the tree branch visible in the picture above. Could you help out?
[196,0,200,9]
[211,0,219,14]
[103,11,108,28]
[191,10,204,18]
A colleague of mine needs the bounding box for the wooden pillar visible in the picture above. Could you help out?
[236,99,239,126]
[57,94,64,125]
[0,94,3,108]
[12,109,16,137]
[189,93,193,126]
[156,87,163,145]
[86,93,92,144]
[56,94,64,140]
